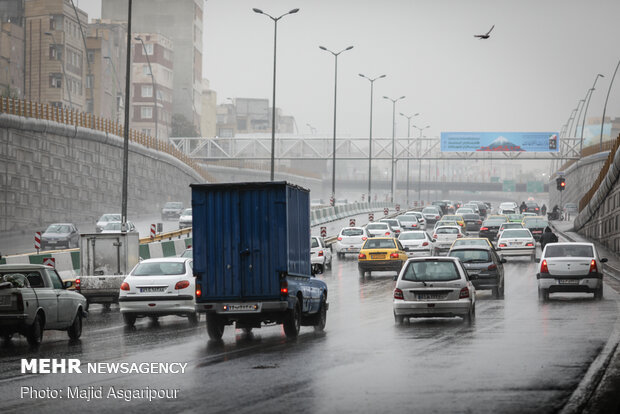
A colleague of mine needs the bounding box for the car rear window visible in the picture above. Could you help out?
[501,223,523,229]
[402,260,460,282]
[500,229,531,238]
[381,220,399,226]
[311,238,319,248]
[462,214,480,220]
[0,273,31,288]
[484,220,506,226]
[363,239,396,249]
[545,244,594,258]
[422,208,439,214]
[437,227,459,234]
[449,249,491,262]
[397,216,417,222]
[132,262,186,276]
[399,232,425,240]
[453,239,488,247]
[524,219,548,228]
[342,228,363,236]
[367,224,388,230]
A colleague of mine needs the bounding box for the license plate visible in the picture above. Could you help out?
[417,294,444,300]
[533,231,542,234]
[371,254,385,259]
[0,296,10,306]
[224,303,261,312]
[139,287,166,293]
[558,279,579,285]
[48,241,57,244]
[509,242,522,246]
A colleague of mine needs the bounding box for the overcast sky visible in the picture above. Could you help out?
[80,0,620,140]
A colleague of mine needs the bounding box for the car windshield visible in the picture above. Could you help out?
[501,229,531,238]
[436,227,459,234]
[132,261,186,276]
[545,244,594,258]
[524,219,548,228]
[449,249,491,263]
[363,239,396,249]
[46,224,70,233]
[342,228,363,236]
[402,260,460,282]
[367,224,388,230]
[101,214,121,222]
[399,232,425,240]
[164,202,183,209]
[311,238,319,248]
[181,208,192,216]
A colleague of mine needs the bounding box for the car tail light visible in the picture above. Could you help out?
[120,282,130,291]
[436,215,440,219]
[459,287,469,299]
[535,208,539,211]
[457,234,463,238]
[337,237,342,241]
[488,264,497,270]
[589,259,598,273]
[195,282,202,298]
[526,242,534,247]
[175,280,190,290]
[358,253,367,259]
[540,259,549,273]
[390,252,399,259]
[499,243,507,247]
[75,278,81,291]
[362,236,367,241]
[480,227,488,231]
[280,280,289,295]
[422,242,429,246]
[413,223,417,227]
[395,230,400,234]
[385,232,391,236]
[318,250,324,257]
[394,288,404,300]
[477,220,482,224]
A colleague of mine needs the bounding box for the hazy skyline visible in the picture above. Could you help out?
[80,0,620,140]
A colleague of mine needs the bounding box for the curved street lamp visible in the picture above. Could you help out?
[252,7,300,180]
[580,74,604,152]
[320,45,354,205]
[383,95,406,203]
[600,59,620,151]
[399,112,419,206]
[412,124,430,202]
[359,73,386,202]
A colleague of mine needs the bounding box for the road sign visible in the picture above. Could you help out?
[34,231,41,251]
[349,218,356,227]
[384,208,389,216]
[43,257,56,268]
[150,224,156,238]
[368,213,374,222]
[396,204,401,212]
[320,227,327,238]
[502,180,516,192]
[527,181,544,193]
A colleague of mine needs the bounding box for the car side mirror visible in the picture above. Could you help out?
[468,274,477,280]
[501,258,507,263]
[601,258,608,263]
[432,239,436,243]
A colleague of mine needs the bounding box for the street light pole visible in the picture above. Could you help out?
[412,124,430,203]
[580,74,604,153]
[320,45,354,205]
[121,0,133,231]
[135,36,158,140]
[600,59,620,151]
[103,56,121,123]
[44,32,72,110]
[183,87,202,136]
[253,7,299,181]
[359,73,386,203]
[569,101,584,137]
[383,95,406,203]
[399,112,419,207]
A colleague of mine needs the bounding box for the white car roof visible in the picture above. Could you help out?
[138,257,190,263]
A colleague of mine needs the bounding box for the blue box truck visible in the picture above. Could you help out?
[191,182,328,340]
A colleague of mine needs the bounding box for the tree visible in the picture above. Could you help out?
[171,113,199,137]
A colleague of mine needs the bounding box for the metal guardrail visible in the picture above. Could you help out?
[139,227,192,244]
[579,134,620,212]
[0,97,216,182]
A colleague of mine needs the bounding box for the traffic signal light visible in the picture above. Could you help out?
[556,177,566,191]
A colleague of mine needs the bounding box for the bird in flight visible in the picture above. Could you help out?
[474,25,495,39]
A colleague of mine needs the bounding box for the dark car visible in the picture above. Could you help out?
[523,217,548,241]
[471,201,488,219]
[462,213,483,232]
[525,202,541,214]
[448,246,506,299]
[479,218,508,241]
[432,201,450,215]
[41,223,80,250]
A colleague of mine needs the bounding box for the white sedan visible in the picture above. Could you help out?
[366,222,393,238]
[119,257,198,327]
[179,208,192,229]
[398,231,434,257]
[497,229,536,260]
[311,236,332,270]
[537,242,607,301]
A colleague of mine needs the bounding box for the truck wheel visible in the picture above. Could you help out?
[27,314,44,346]
[67,312,83,340]
[206,313,225,340]
[188,313,199,326]
[314,297,327,332]
[283,298,301,338]
[123,313,137,327]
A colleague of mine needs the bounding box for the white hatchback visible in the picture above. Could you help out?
[119,258,198,327]
[497,228,536,260]
[334,227,369,257]
[398,231,434,257]
[311,236,332,270]
[366,222,393,238]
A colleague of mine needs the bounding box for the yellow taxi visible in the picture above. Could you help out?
[358,237,408,277]
[450,237,495,251]
[442,215,465,229]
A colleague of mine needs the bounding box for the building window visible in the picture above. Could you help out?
[49,45,63,60]
[49,73,62,88]
[143,65,151,76]
[138,43,154,55]
[87,50,94,64]
[163,49,171,61]
[141,107,153,119]
[50,15,63,30]
[141,85,153,98]
[85,75,93,89]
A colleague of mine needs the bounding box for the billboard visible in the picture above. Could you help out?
[440,132,559,152]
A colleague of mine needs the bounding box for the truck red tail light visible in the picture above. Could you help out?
[540,259,549,273]
[394,288,404,300]
[480,227,488,231]
[318,250,324,257]
[195,283,202,298]
[589,259,598,273]
[120,282,130,291]
[280,280,289,295]
[337,237,343,241]
[526,242,534,247]
[459,287,470,299]
[390,252,399,259]
[358,253,367,259]
[499,243,507,247]
[175,280,190,290]
[75,278,81,291]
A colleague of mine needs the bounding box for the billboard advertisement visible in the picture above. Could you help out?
[440,132,559,152]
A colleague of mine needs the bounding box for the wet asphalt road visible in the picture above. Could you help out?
[0,240,619,413]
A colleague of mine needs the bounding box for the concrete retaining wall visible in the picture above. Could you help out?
[0,113,205,232]
[549,152,609,209]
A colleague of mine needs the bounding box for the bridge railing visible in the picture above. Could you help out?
[555,139,618,178]
[578,133,620,212]
[0,97,217,183]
